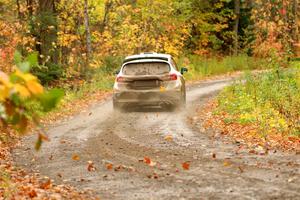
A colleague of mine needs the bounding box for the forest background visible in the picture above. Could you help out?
[1,0,299,83]
[0,0,299,141]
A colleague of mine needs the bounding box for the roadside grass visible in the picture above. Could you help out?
[177,54,269,81]
[216,64,300,138]
[63,72,114,103]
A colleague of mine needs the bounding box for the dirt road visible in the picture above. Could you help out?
[14,79,300,200]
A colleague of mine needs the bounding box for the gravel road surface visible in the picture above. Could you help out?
[14,79,300,200]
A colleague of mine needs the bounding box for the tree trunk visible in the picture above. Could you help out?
[293,0,298,42]
[16,0,22,19]
[100,0,113,33]
[233,0,240,55]
[37,0,58,65]
[27,0,34,17]
[84,0,92,68]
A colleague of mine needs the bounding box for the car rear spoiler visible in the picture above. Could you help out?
[123,57,168,63]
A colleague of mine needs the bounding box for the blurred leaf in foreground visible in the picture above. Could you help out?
[39,89,64,112]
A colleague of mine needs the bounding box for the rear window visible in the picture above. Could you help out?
[122,62,170,75]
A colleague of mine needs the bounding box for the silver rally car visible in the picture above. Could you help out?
[113,53,188,110]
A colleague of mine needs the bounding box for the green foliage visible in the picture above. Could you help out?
[14,51,63,84]
[0,52,64,148]
[100,56,124,74]
[217,67,300,136]
[178,54,267,80]
[14,51,38,73]
[39,89,64,112]
[32,63,64,84]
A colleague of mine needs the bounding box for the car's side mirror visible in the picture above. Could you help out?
[180,67,188,74]
[115,69,120,75]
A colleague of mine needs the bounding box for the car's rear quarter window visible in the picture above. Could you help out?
[123,62,170,75]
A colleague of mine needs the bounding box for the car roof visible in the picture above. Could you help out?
[123,53,171,63]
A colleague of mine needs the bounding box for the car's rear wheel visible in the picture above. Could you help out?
[165,91,186,111]
[181,90,186,106]
[176,91,186,109]
[113,100,123,111]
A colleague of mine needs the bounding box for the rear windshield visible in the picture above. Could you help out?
[122,62,170,75]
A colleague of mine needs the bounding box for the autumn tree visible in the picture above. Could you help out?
[251,0,297,57]
[233,0,240,55]
[84,0,92,65]
[2,0,299,85]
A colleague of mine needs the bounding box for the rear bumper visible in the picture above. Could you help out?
[113,90,181,105]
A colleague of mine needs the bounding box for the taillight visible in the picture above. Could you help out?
[116,76,125,82]
[169,74,177,81]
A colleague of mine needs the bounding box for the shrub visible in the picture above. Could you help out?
[32,63,65,85]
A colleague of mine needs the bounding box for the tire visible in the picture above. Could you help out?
[181,91,186,106]
[165,104,176,112]
[113,100,122,110]
[177,91,186,109]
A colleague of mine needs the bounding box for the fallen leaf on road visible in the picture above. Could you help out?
[114,165,124,171]
[87,161,96,172]
[249,149,257,154]
[147,173,159,179]
[212,153,216,159]
[106,163,113,170]
[160,86,166,92]
[127,166,136,172]
[28,189,37,198]
[149,161,157,167]
[144,157,156,167]
[144,157,151,164]
[60,140,67,144]
[238,166,244,173]
[40,178,52,189]
[223,160,231,167]
[288,177,297,183]
[182,162,190,170]
[72,154,80,161]
[164,135,173,142]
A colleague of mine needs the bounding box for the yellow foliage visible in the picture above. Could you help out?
[14,84,31,98]
[15,70,36,82]
[0,85,9,101]
[0,70,44,100]
[26,80,44,95]
[0,72,12,100]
